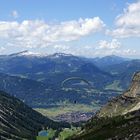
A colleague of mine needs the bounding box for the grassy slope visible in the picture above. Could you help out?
[34,104,100,118]
[70,111,140,140]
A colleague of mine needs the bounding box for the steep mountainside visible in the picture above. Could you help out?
[0,91,69,140]
[0,73,117,108]
[97,72,140,118]
[70,72,140,140]
[103,59,140,89]
[0,52,85,77]
[0,52,138,91]
[1,52,140,121]
[0,52,113,89]
[0,53,120,109]
[103,59,140,74]
[0,73,53,107]
[92,55,127,67]
[70,109,140,140]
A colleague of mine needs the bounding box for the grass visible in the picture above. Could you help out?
[105,80,122,91]
[36,136,48,140]
[58,127,81,140]
[34,104,100,118]
[73,112,140,140]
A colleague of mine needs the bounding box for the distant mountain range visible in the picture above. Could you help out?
[0,51,140,109]
[91,55,128,67]
[1,51,140,139]
[0,72,117,108]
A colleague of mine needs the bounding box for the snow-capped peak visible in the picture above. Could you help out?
[49,53,73,58]
[9,50,47,57]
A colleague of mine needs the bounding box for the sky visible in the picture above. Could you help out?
[0,0,140,58]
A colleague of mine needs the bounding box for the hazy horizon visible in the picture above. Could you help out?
[0,49,139,59]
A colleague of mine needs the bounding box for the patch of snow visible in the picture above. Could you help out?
[9,50,48,57]
[49,53,73,58]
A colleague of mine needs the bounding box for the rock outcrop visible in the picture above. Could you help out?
[97,72,140,118]
[70,72,140,140]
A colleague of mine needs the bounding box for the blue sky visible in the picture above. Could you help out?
[0,0,140,58]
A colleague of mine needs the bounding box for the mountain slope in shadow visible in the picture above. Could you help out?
[0,91,69,140]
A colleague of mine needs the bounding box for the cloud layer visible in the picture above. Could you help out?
[0,1,140,57]
[0,17,104,49]
[107,0,140,38]
[98,39,121,49]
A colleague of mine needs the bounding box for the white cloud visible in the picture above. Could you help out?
[53,44,70,50]
[66,44,137,57]
[11,10,19,19]
[0,17,105,49]
[0,47,5,53]
[90,48,137,57]
[43,17,105,42]
[98,39,121,49]
[107,0,140,38]
[122,49,136,55]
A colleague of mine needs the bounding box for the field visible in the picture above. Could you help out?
[58,127,81,140]
[34,103,100,118]
[36,127,81,140]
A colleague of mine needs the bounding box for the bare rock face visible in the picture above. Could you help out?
[97,72,140,118]
[124,72,140,97]
[71,72,140,140]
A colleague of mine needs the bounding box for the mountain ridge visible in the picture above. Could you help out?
[70,72,140,140]
[96,72,140,118]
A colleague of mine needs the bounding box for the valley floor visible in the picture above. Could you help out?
[34,104,100,122]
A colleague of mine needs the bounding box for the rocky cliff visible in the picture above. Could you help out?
[97,72,140,118]
[70,72,140,140]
